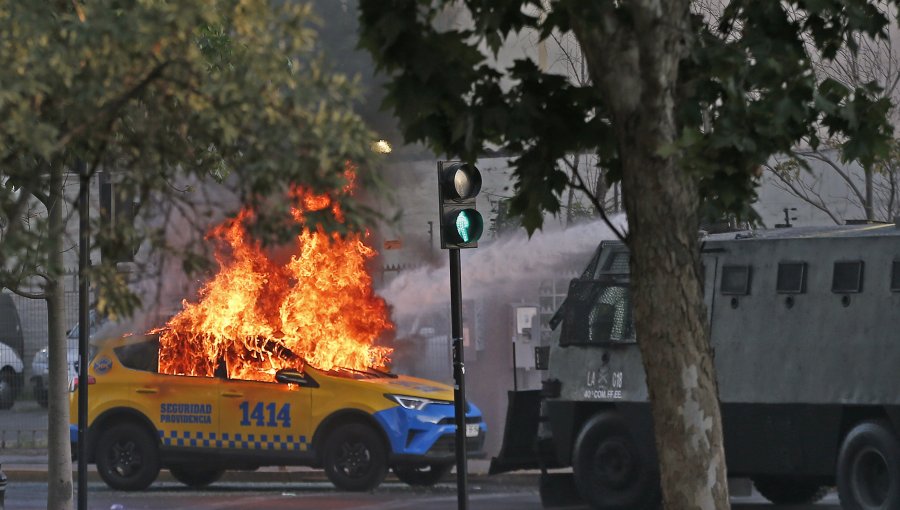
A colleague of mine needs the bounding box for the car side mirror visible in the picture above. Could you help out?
[275,369,318,387]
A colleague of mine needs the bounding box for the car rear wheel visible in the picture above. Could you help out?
[837,420,900,510]
[0,370,16,410]
[95,422,160,491]
[393,463,453,486]
[169,465,225,488]
[323,423,387,491]
[33,381,48,408]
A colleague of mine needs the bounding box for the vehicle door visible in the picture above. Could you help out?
[217,372,313,458]
[110,338,220,451]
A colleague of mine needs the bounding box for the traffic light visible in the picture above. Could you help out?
[99,172,139,262]
[437,161,483,249]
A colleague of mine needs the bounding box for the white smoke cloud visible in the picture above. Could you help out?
[379,214,628,322]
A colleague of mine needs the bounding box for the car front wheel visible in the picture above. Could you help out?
[169,465,225,488]
[323,423,387,491]
[393,463,453,486]
[95,422,160,491]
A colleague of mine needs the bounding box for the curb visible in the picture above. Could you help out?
[1,466,541,487]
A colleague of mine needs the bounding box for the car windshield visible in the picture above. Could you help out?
[325,365,395,380]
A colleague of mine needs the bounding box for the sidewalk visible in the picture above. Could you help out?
[0,449,541,486]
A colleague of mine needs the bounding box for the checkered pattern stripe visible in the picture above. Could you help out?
[158,430,308,451]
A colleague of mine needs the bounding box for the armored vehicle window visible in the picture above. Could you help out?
[721,265,752,295]
[892,261,900,292]
[832,261,864,293]
[560,281,635,346]
[777,262,807,294]
[603,252,630,274]
[114,338,160,373]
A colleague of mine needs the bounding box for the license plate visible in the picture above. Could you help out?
[465,423,479,438]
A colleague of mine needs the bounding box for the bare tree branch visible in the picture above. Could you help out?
[561,156,627,242]
[3,284,47,300]
[55,60,172,150]
[797,148,868,204]
[764,160,845,225]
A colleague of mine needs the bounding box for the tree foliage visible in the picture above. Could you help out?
[358,0,894,235]
[1,0,381,315]
[763,1,900,224]
[358,2,898,509]
[1,4,381,509]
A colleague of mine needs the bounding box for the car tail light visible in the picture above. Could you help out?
[70,376,96,392]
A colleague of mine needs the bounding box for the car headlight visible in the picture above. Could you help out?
[385,394,452,411]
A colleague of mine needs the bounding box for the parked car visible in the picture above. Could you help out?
[71,333,486,492]
[31,311,104,408]
[31,332,84,408]
[0,293,26,409]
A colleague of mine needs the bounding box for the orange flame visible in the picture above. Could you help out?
[157,165,393,382]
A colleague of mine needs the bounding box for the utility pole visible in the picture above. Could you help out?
[77,160,90,510]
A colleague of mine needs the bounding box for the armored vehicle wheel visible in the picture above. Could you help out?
[393,463,452,486]
[752,476,828,504]
[169,465,225,488]
[95,422,160,491]
[0,371,16,410]
[837,420,900,510]
[572,413,661,510]
[323,423,387,491]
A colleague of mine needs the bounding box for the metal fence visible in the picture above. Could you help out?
[9,271,80,377]
[0,269,79,449]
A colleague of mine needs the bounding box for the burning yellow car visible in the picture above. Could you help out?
[70,333,485,491]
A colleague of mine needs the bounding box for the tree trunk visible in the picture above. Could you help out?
[571,2,730,509]
[46,163,74,510]
[621,142,728,510]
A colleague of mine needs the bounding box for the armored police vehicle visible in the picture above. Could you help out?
[492,222,900,510]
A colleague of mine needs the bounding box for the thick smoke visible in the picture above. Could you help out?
[379,215,627,325]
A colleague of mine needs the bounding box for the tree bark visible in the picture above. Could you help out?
[571,2,730,509]
[46,162,74,510]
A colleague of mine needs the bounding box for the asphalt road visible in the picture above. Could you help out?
[0,403,847,509]
[4,481,844,510]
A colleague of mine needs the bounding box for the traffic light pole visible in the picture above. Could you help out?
[449,248,469,510]
[77,160,89,510]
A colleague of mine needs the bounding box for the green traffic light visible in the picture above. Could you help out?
[453,209,483,244]
[456,211,473,242]
[437,161,482,249]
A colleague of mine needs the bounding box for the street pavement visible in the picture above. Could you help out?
[0,402,844,509]
[0,449,509,482]
[0,449,844,510]
[0,478,844,510]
